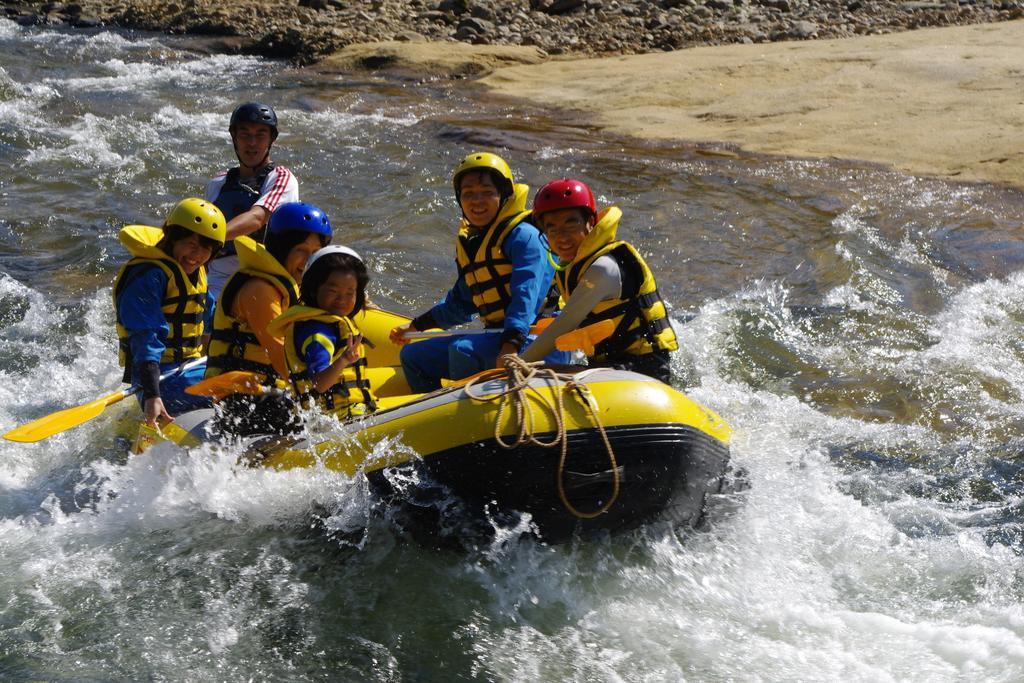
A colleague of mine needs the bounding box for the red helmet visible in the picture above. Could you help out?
[533,178,597,222]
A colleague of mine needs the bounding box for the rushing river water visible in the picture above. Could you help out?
[3,18,1024,682]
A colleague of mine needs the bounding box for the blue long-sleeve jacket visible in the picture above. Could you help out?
[115,265,215,371]
[425,221,554,344]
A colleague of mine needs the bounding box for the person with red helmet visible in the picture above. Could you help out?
[521,179,679,382]
[204,102,300,298]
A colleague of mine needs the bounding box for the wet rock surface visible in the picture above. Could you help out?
[4,0,1024,67]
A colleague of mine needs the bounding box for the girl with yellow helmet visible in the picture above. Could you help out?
[389,151,566,392]
[112,198,225,425]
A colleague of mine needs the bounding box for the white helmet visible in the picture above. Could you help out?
[304,245,362,275]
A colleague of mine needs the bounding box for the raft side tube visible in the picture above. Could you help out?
[256,370,730,476]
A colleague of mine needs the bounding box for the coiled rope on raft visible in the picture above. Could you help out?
[463,356,620,519]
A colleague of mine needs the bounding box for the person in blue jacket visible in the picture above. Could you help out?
[389,152,565,392]
[112,199,226,425]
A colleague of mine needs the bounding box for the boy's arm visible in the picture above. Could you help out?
[500,223,553,351]
[520,256,621,362]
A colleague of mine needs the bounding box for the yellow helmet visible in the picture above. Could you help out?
[163,198,226,247]
[452,151,514,199]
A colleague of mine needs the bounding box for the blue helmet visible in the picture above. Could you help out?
[267,202,333,239]
[229,102,278,141]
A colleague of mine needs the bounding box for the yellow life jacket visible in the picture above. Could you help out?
[206,236,299,381]
[112,225,208,379]
[554,207,678,361]
[454,183,533,326]
[267,305,377,418]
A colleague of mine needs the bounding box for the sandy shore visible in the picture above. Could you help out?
[479,20,1024,191]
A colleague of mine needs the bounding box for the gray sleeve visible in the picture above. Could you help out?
[521,255,622,362]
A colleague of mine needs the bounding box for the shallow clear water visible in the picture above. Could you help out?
[2,18,1024,682]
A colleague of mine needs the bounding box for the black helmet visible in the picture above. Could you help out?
[229,102,278,141]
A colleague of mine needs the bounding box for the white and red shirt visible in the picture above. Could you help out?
[204,165,299,220]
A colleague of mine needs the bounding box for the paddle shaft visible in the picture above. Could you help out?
[403,319,556,341]
[120,356,209,402]
[146,356,208,395]
[3,356,207,443]
[404,319,613,351]
[404,328,499,340]
[402,312,700,342]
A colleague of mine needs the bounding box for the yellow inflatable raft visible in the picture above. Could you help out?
[152,308,733,544]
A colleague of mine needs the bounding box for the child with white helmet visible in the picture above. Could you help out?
[267,246,377,419]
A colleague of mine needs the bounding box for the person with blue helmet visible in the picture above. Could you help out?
[206,201,331,435]
[204,102,300,297]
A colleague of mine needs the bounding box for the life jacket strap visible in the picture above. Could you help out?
[466,271,512,297]
[206,355,275,376]
[209,327,260,347]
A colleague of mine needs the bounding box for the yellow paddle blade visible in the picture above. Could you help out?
[555,319,615,355]
[185,371,265,399]
[132,419,203,455]
[3,389,128,443]
[132,421,168,454]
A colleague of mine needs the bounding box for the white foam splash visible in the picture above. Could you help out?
[48,53,265,94]
[926,270,1024,385]
[288,106,420,135]
[0,66,59,130]
[0,282,120,488]
[24,111,136,170]
[0,17,24,40]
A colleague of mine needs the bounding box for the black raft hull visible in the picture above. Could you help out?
[367,422,731,545]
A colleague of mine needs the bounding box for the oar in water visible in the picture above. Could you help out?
[3,356,207,443]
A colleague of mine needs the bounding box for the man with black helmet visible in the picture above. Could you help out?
[204,101,299,297]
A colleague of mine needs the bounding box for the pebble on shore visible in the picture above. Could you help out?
[4,0,1024,69]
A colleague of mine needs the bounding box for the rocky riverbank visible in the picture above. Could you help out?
[5,0,1024,66]
[5,1,1023,189]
